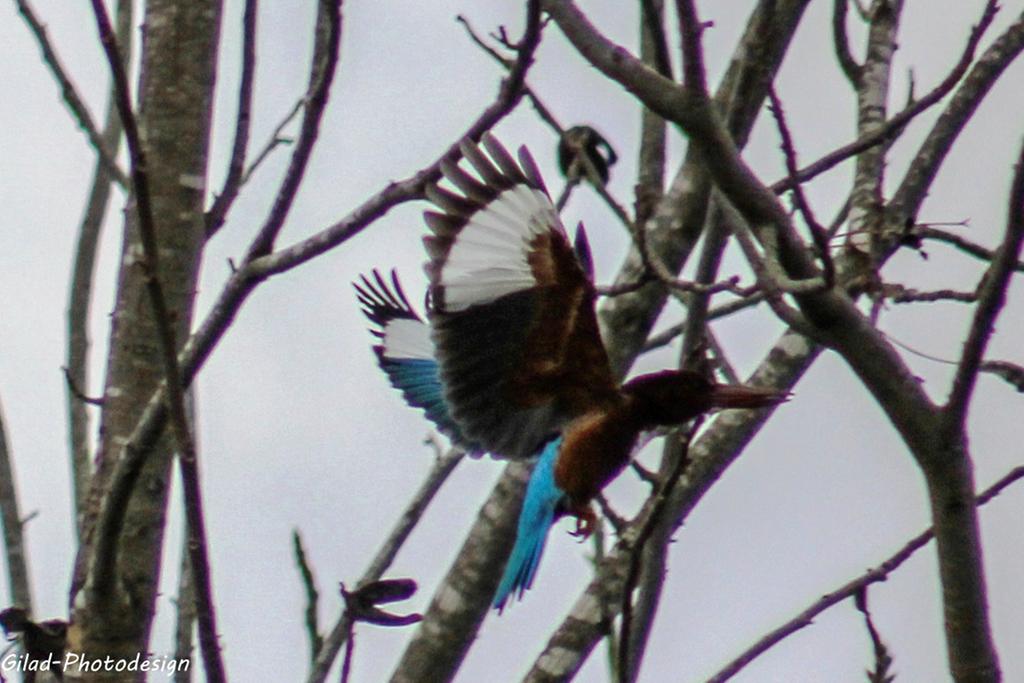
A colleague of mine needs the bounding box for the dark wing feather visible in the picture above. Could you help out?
[354,270,482,455]
[424,134,618,459]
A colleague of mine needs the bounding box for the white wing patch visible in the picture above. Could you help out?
[381,318,434,360]
[440,185,563,311]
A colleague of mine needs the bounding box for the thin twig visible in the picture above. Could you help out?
[65,0,132,530]
[173,533,196,683]
[706,329,741,385]
[240,99,303,186]
[979,360,1024,392]
[307,448,464,683]
[293,530,323,663]
[556,177,580,212]
[640,293,768,354]
[678,203,732,371]
[855,588,896,683]
[766,85,835,288]
[594,494,627,534]
[15,0,129,188]
[709,293,767,319]
[618,423,699,683]
[726,210,822,338]
[457,14,563,135]
[832,0,863,84]
[62,367,105,406]
[340,628,355,683]
[205,0,259,238]
[674,0,709,93]
[641,0,673,80]
[0,398,33,614]
[596,274,749,298]
[245,0,344,259]
[458,13,633,230]
[630,461,659,486]
[883,285,977,304]
[773,0,1001,194]
[945,135,1024,428]
[705,464,1024,683]
[916,225,1024,273]
[882,330,958,366]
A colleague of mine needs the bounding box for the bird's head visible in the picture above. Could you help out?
[623,370,788,427]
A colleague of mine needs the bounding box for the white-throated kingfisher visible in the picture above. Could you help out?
[357,135,787,610]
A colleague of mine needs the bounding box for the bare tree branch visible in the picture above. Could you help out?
[89,6,540,620]
[944,135,1024,427]
[636,0,669,233]
[843,0,901,255]
[65,0,132,529]
[915,225,1024,272]
[173,535,196,683]
[644,214,740,683]
[618,423,698,683]
[244,0,344,259]
[14,0,129,188]
[640,0,673,81]
[293,530,323,664]
[88,1,239,678]
[766,85,835,287]
[705,464,1024,683]
[855,588,897,683]
[457,14,634,230]
[239,98,304,185]
[523,328,820,681]
[890,7,1024,222]
[832,0,862,84]
[204,0,259,239]
[775,0,1002,197]
[547,0,991,468]
[617,424,700,681]
[0,398,33,615]
[308,448,463,683]
[595,0,813,377]
[979,360,1024,392]
[674,0,708,93]
[883,285,977,304]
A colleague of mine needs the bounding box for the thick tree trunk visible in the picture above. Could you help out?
[67,1,222,678]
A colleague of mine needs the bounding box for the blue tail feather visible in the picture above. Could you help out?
[493,438,564,612]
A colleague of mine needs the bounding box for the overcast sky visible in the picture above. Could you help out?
[1,1,1022,681]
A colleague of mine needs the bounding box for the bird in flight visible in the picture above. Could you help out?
[356,134,787,611]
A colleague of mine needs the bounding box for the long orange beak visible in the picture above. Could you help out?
[708,384,790,409]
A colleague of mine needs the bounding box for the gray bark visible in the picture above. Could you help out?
[68,1,223,676]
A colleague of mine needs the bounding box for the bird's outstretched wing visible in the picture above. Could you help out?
[354,269,482,455]
[424,134,618,459]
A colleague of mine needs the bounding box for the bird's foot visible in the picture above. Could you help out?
[568,504,597,541]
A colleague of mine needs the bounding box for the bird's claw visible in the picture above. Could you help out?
[568,505,597,541]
